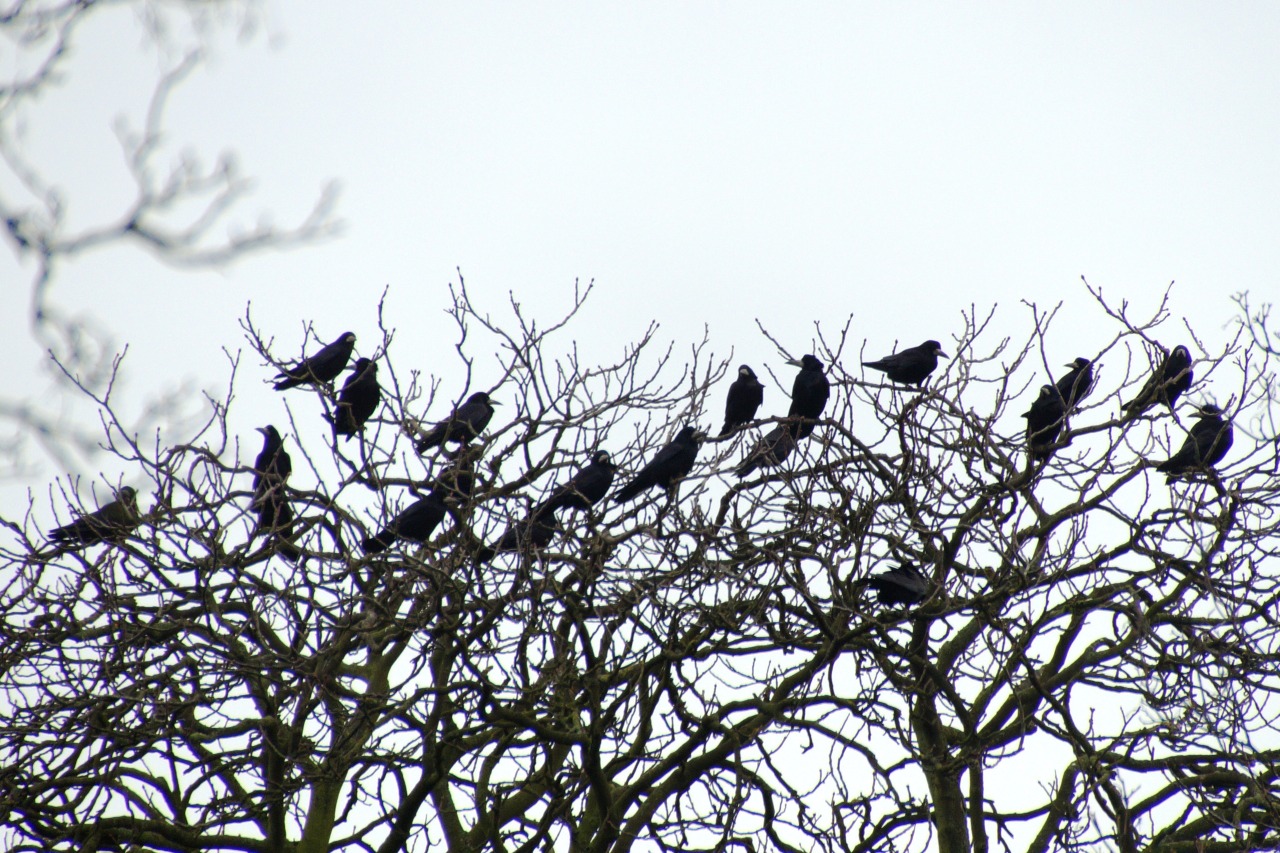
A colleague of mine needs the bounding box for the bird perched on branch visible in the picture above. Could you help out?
[46,487,139,551]
[1157,404,1233,484]
[787,355,830,439]
[362,492,449,554]
[1123,345,1193,416]
[720,365,764,436]
[475,513,558,564]
[273,331,356,390]
[327,358,381,440]
[614,426,704,503]
[1023,384,1066,461]
[736,423,798,478]
[862,340,947,387]
[1055,357,1095,411]
[535,450,617,516]
[864,564,930,606]
[415,392,498,454]
[250,426,299,562]
[251,426,291,511]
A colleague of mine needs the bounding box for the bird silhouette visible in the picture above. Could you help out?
[1123,345,1193,415]
[362,493,449,554]
[614,426,704,503]
[1055,357,1095,411]
[475,513,558,564]
[862,340,947,386]
[273,331,356,390]
[787,355,831,439]
[1157,404,1233,483]
[415,392,498,454]
[864,564,930,606]
[535,450,617,516]
[47,487,139,550]
[720,365,764,435]
[327,358,381,440]
[1023,384,1066,461]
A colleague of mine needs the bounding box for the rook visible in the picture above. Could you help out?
[1157,404,1233,483]
[720,365,764,435]
[862,340,947,387]
[614,426,704,503]
[274,331,357,390]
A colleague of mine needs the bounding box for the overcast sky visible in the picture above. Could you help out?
[3,2,1279,495]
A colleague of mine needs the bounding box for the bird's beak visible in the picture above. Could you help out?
[938,350,949,359]
[255,427,269,436]
[786,358,802,367]
[490,400,502,406]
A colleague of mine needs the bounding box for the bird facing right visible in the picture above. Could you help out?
[46,487,140,550]
[614,426,704,503]
[273,331,357,391]
[1157,403,1233,484]
[862,340,948,387]
[535,450,617,516]
[415,392,498,454]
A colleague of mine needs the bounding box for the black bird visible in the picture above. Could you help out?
[327,358,381,440]
[273,331,357,390]
[415,392,498,454]
[535,450,617,516]
[862,340,948,387]
[47,487,139,549]
[787,355,831,440]
[865,564,930,606]
[613,426,704,503]
[362,492,449,554]
[1055,357,1095,411]
[1157,404,1234,483]
[1023,384,1066,461]
[475,513,558,564]
[720,365,764,436]
[250,426,299,561]
[250,426,292,512]
[1123,345,1193,416]
[735,423,798,478]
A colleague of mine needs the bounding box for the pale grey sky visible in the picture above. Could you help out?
[3,2,1279,489]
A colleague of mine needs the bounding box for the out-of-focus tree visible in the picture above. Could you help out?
[1,283,1279,853]
[0,0,338,477]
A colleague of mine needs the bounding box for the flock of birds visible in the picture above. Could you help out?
[43,332,1234,607]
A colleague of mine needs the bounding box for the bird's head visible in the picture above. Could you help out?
[340,332,357,344]
[1193,403,1225,417]
[738,364,756,378]
[593,450,615,468]
[256,425,282,442]
[469,391,496,406]
[1065,357,1091,369]
[788,354,824,370]
[925,340,948,358]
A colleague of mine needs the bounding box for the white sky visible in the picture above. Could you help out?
[3,1,1280,489]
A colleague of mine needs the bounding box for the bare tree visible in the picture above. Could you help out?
[2,282,1279,853]
[1,0,339,477]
